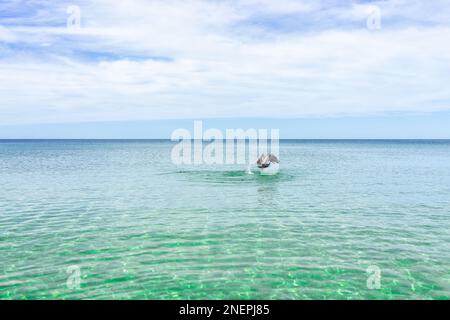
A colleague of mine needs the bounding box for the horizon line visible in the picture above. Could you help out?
[2,138,450,141]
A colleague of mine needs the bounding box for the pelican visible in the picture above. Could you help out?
[256,153,280,175]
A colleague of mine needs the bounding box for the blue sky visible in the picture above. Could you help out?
[1,0,450,138]
[2,112,450,139]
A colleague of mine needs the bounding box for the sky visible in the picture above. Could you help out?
[1,0,450,138]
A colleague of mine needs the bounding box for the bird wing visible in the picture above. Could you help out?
[257,153,267,165]
[269,154,280,163]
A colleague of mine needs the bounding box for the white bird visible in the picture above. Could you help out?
[256,153,280,175]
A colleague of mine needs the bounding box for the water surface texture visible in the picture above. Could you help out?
[1,140,450,299]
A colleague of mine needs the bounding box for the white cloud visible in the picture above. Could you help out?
[0,25,16,42]
[1,0,450,124]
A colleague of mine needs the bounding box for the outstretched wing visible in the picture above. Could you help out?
[269,154,279,163]
[256,153,265,165]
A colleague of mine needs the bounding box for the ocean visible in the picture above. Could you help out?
[1,140,449,299]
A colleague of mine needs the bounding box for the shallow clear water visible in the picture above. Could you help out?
[1,140,450,300]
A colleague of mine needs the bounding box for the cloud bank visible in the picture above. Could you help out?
[1,0,450,125]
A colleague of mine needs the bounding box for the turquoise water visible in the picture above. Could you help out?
[1,140,450,300]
